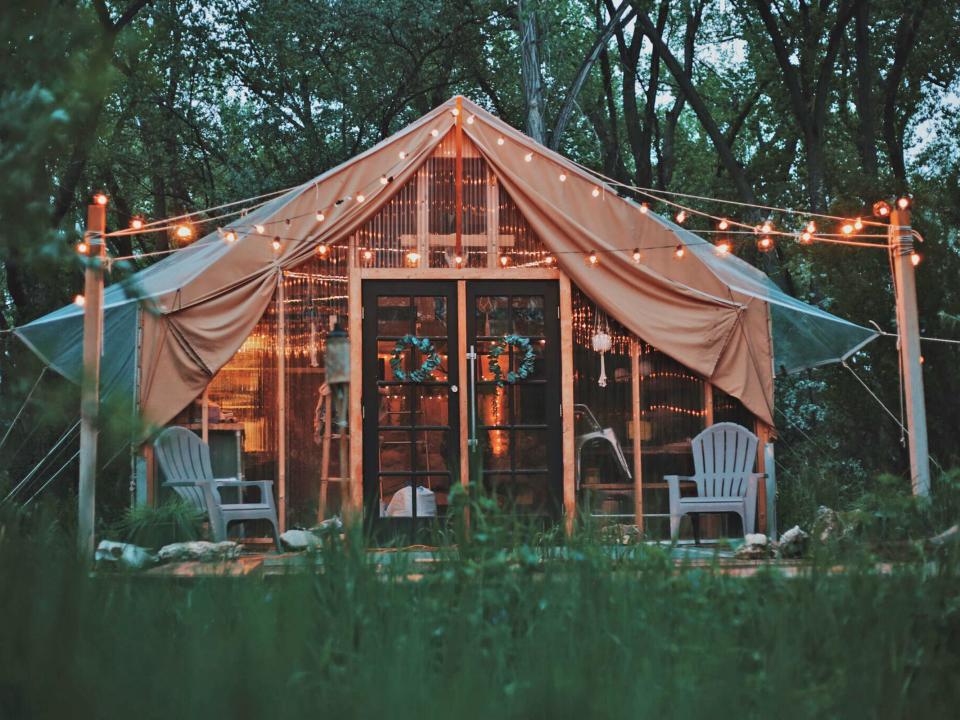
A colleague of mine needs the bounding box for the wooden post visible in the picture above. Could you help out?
[630,340,644,531]
[78,199,107,561]
[348,237,364,517]
[454,96,463,259]
[559,273,575,534]
[889,207,930,497]
[276,274,287,531]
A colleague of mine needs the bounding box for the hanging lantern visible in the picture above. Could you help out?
[591,313,613,388]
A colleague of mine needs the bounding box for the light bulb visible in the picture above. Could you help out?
[406,250,420,265]
[175,224,192,239]
[130,217,144,230]
[897,196,911,210]
[272,237,281,251]
[841,222,854,235]
[223,230,237,243]
[431,129,439,137]
[640,203,649,214]
[910,250,920,266]
[398,150,407,159]
[316,211,325,222]
[454,254,464,266]
[559,173,567,182]
[674,244,685,259]
[806,220,816,233]
[524,152,533,162]
[761,221,773,234]
[854,217,863,231]
[74,294,85,307]
[800,231,813,243]
[451,107,459,117]
[718,218,729,230]
[362,248,373,262]
[872,200,891,217]
[499,254,509,267]
[380,176,388,185]
[93,193,108,206]
[758,236,773,251]
[544,255,555,265]
[356,194,365,203]
[76,241,88,254]
[587,251,598,265]
[255,224,265,234]
[316,243,328,257]
[632,248,642,263]
[592,187,601,198]
[467,115,475,124]
[497,137,505,146]
[715,240,731,255]
[675,210,686,223]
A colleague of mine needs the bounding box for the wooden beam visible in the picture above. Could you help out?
[276,274,287,533]
[455,96,463,258]
[559,272,576,535]
[359,267,560,281]
[458,281,469,493]
[201,386,210,444]
[703,382,714,427]
[631,340,644,532]
[348,236,364,519]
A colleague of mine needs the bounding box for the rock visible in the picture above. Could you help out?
[813,505,843,543]
[158,541,240,563]
[734,533,773,560]
[310,516,343,535]
[778,525,810,558]
[95,540,157,570]
[280,529,323,552]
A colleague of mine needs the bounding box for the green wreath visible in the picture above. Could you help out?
[488,335,537,387]
[389,334,442,382]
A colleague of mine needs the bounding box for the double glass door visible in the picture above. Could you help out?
[362,280,561,538]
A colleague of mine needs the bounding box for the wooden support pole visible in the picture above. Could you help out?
[889,207,930,497]
[630,340,644,531]
[559,273,575,534]
[348,238,364,518]
[276,274,287,531]
[78,200,106,562]
[454,96,463,259]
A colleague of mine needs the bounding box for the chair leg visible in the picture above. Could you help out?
[271,519,283,553]
[691,513,701,545]
[670,513,681,541]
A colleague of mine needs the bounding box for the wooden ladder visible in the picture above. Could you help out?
[317,390,349,523]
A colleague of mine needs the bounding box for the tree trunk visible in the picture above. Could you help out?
[853,0,878,178]
[518,0,546,143]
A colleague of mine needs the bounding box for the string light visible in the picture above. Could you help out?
[760,220,773,234]
[674,244,685,259]
[398,150,407,160]
[715,239,731,255]
[872,200,891,218]
[454,254,464,266]
[406,250,421,266]
[587,251,598,265]
[73,294,85,307]
[380,176,389,185]
[544,255,555,265]
[497,137,505,146]
[806,220,816,233]
[675,210,686,223]
[431,129,439,137]
[362,248,374,262]
[897,196,911,210]
[592,187,601,198]
[800,231,813,244]
[499,254,509,267]
[272,237,281,252]
[911,250,921,266]
[559,173,567,182]
[316,243,329,257]
[316,211,325,222]
[758,236,774,251]
[76,241,88,254]
[467,115,475,124]
[255,224,265,234]
[854,217,863,231]
[222,229,237,243]
[93,193,108,206]
[451,107,460,117]
[841,222,854,235]
[356,194,365,203]
[130,216,144,231]
[524,152,533,162]
[175,224,192,240]
[632,248,642,263]
[717,218,729,230]
[640,202,649,214]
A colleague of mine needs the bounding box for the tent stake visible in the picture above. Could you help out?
[889,207,930,497]
[78,200,106,562]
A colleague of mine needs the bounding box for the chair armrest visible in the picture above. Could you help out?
[665,475,693,507]
[161,479,215,487]
[743,473,761,534]
[216,480,275,506]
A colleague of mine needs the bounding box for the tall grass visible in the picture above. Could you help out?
[1,501,958,719]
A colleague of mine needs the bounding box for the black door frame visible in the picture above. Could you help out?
[465,280,563,519]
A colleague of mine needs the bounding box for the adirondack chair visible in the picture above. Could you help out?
[154,426,282,550]
[666,422,761,542]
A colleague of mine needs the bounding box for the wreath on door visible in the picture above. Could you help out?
[488,335,537,387]
[389,334,443,382]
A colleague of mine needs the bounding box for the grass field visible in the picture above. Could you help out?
[1,503,959,720]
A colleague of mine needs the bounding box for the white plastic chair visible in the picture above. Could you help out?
[666,422,761,541]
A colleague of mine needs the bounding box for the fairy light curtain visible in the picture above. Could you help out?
[354,132,549,268]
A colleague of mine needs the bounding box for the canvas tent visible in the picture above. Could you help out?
[17,96,875,431]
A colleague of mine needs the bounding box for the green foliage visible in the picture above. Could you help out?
[1,509,960,718]
[112,499,206,550]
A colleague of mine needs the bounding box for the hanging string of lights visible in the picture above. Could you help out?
[80,109,918,278]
